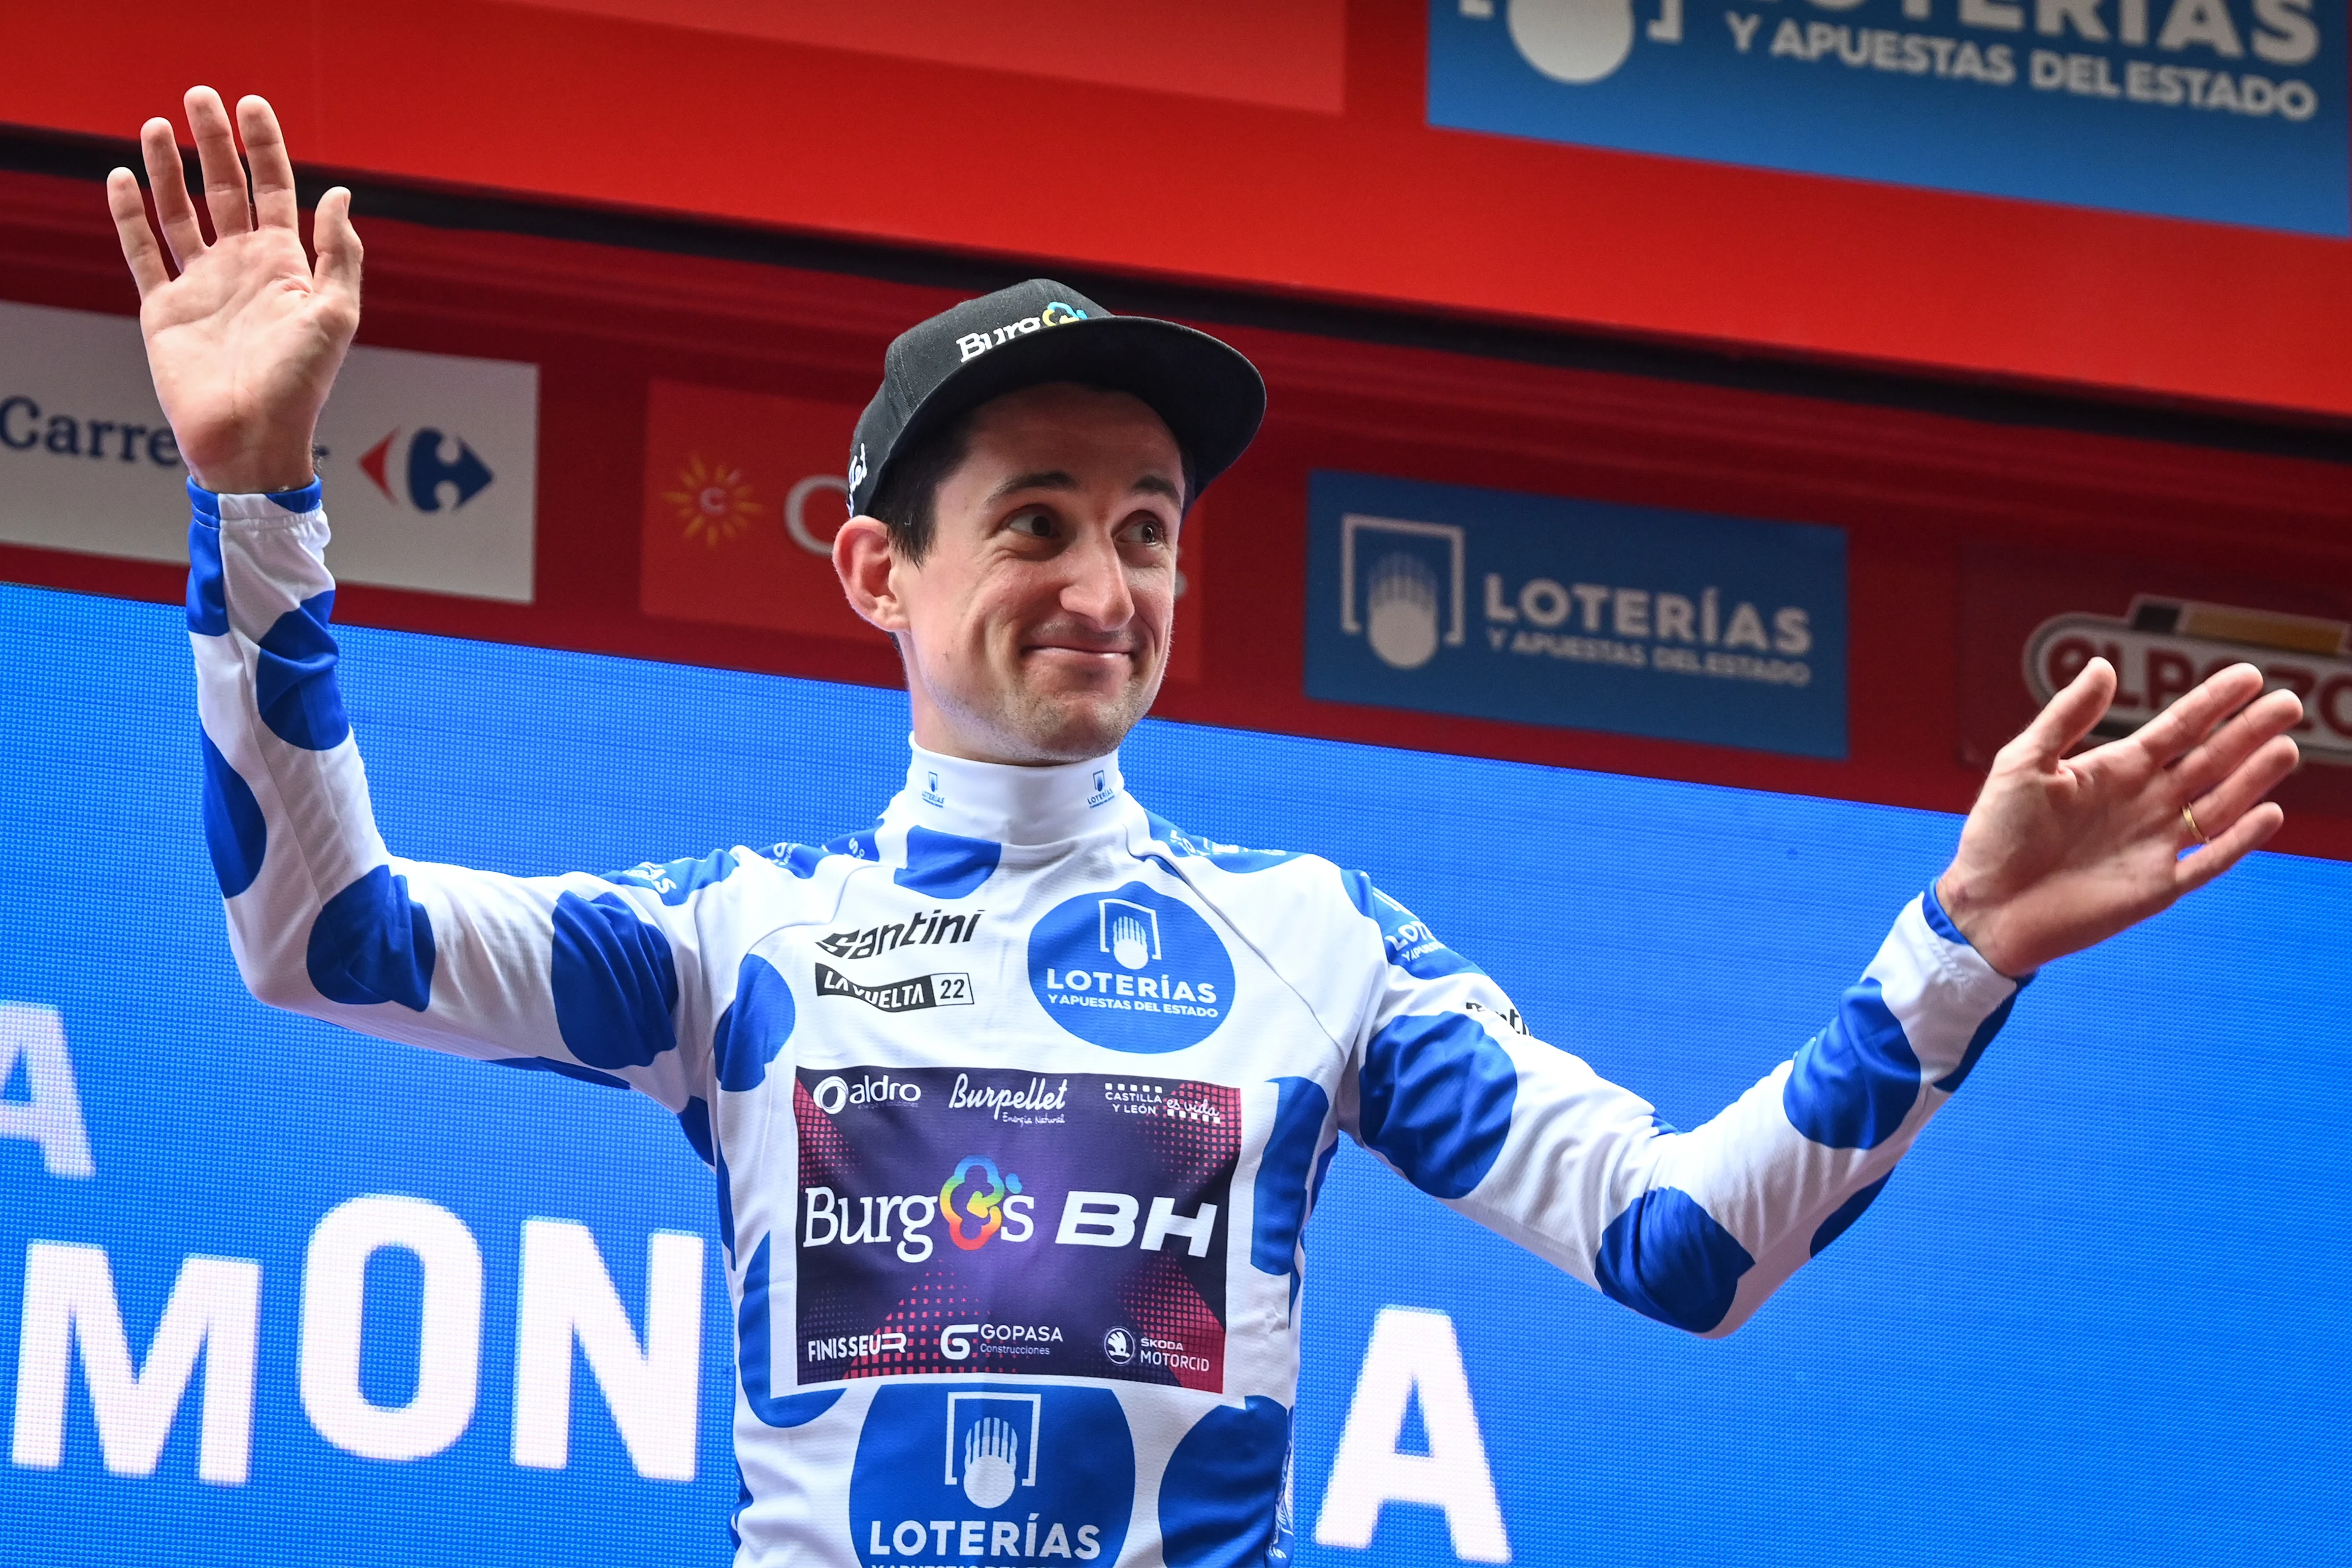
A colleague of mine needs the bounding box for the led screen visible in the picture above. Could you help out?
[2,582,2344,1565]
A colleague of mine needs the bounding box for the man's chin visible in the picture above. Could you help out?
[998,685,1155,763]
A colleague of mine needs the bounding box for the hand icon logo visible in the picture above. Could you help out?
[1509,0,1637,84]
[963,1417,1020,1508]
[1110,914,1152,971]
[1365,553,1442,671]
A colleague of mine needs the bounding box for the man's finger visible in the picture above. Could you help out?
[2185,733,2299,843]
[311,186,363,301]
[2174,800,2283,895]
[2015,655,2116,767]
[2133,662,2264,767]
[138,116,205,269]
[237,96,298,232]
[2169,687,2302,801]
[185,86,251,241]
[105,169,172,298]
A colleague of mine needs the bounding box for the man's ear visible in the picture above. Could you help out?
[834,515,909,633]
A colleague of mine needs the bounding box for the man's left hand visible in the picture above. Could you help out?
[1936,657,2301,978]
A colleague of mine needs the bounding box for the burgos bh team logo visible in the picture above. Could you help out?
[1027,883,1234,1052]
[939,1155,1030,1251]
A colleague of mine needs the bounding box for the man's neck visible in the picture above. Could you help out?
[891,740,1129,845]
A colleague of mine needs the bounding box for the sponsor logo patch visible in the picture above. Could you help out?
[815,907,984,960]
[793,1065,1237,1391]
[1026,883,1235,1053]
[816,964,974,1012]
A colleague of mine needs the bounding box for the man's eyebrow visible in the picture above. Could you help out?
[986,469,1183,505]
[987,470,1078,504]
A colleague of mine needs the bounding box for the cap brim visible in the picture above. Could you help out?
[884,315,1265,508]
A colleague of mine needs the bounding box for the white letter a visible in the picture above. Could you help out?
[1313,1306,1510,1562]
[0,1002,94,1178]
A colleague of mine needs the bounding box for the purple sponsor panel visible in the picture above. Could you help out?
[792,1066,1240,1391]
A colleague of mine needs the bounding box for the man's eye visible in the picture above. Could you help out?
[1122,518,1166,547]
[1008,509,1055,539]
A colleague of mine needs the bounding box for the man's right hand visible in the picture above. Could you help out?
[106,87,361,496]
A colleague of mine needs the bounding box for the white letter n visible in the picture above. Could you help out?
[1313,1306,1511,1562]
[10,1242,261,1485]
[511,1219,704,1482]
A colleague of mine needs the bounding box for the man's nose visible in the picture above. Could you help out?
[1058,527,1135,628]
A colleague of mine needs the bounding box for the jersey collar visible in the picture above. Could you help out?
[886,740,1128,846]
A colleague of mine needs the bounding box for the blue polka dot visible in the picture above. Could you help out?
[1920,882,1969,946]
[1933,990,2019,1094]
[1251,1077,1328,1278]
[671,1097,739,1263]
[1345,872,1481,981]
[764,842,829,878]
[1145,810,1300,873]
[1782,979,1920,1150]
[895,825,1000,899]
[714,1126,737,1267]
[198,728,265,897]
[186,519,227,636]
[1159,1396,1291,1568]
[712,953,794,1093]
[485,1056,631,1091]
[1595,1186,1755,1334]
[602,846,737,906]
[254,590,349,751]
[551,891,679,1070]
[825,829,878,862]
[306,865,435,1011]
[266,478,322,512]
[676,1095,715,1166]
[1809,1175,1891,1257]
[1357,1011,1516,1199]
[737,1235,844,1429]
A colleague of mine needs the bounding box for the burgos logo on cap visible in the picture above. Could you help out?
[957,302,1088,363]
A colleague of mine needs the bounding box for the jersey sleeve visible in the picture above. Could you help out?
[187,480,716,1112]
[1334,870,2023,1337]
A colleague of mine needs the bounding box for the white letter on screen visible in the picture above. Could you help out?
[298,1194,482,1461]
[11,1242,261,1485]
[0,1003,96,1178]
[1313,1306,1511,1562]
[512,1219,705,1481]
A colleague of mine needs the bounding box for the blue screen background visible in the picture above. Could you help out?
[2,581,2344,1566]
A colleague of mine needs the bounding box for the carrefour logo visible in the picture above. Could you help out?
[1027,883,1234,1052]
[357,427,495,512]
[939,1155,1031,1251]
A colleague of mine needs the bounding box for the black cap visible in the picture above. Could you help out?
[846,279,1266,518]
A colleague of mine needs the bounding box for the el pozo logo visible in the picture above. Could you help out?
[1026,883,1234,1052]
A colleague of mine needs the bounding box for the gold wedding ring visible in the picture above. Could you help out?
[2182,804,2209,845]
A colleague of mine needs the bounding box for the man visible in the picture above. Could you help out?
[110,88,2300,1567]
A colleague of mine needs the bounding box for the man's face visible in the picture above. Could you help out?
[850,382,1186,765]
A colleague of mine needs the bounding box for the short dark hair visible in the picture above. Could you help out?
[863,392,1199,565]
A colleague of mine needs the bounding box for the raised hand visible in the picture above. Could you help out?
[1936,659,2302,977]
[105,87,361,495]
